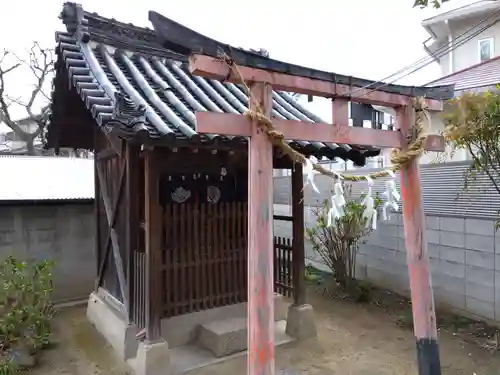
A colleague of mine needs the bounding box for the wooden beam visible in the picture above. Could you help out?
[247,82,275,375]
[194,112,445,152]
[397,106,441,375]
[96,148,119,161]
[332,98,349,126]
[93,148,101,291]
[125,144,140,322]
[273,215,293,222]
[144,150,164,342]
[105,132,123,156]
[291,164,305,306]
[189,54,444,111]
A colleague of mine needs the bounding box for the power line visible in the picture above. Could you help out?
[340,7,500,98]
[363,9,500,93]
[379,20,493,85]
[361,17,500,97]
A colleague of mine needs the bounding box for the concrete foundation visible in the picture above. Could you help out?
[86,290,296,374]
[161,293,288,347]
[285,304,317,340]
[134,340,171,375]
[197,317,247,357]
[86,290,138,360]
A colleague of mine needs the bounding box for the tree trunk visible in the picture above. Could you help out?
[25,137,36,155]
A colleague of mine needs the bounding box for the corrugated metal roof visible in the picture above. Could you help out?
[426,56,500,92]
[49,5,383,166]
[0,156,94,201]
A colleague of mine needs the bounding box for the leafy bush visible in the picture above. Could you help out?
[306,185,380,297]
[0,256,55,373]
[443,90,500,226]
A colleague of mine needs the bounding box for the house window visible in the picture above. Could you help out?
[478,38,494,62]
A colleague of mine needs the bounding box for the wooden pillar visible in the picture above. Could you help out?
[93,155,101,291]
[247,82,275,375]
[93,127,103,291]
[144,149,163,342]
[397,105,441,375]
[291,163,305,306]
[125,143,140,323]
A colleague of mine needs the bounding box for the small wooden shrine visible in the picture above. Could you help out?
[48,3,453,375]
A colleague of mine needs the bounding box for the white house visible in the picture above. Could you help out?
[422,0,500,76]
[0,116,44,154]
[0,115,92,157]
[417,0,500,164]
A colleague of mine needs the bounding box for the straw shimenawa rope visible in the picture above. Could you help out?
[218,53,431,182]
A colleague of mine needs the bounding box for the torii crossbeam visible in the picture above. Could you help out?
[189,53,447,375]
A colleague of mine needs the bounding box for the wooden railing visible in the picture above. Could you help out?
[132,251,146,329]
[162,202,248,318]
[130,202,295,320]
[274,236,293,298]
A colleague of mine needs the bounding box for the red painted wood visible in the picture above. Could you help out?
[332,98,349,126]
[188,54,444,111]
[247,82,275,375]
[397,106,438,341]
[194,112,445,151]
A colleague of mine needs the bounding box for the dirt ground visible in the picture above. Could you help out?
[25,285,500,375]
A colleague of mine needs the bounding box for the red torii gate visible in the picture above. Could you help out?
[189,53,445,375]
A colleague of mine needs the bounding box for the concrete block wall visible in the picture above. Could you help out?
[273,203,500,324]
[0,202,95,303]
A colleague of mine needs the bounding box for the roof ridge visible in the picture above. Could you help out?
[60,2,168,54]
[61,2,153,33]
[422,0,497,24]
[83,10,155,35]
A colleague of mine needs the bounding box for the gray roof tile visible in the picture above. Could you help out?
[50,5,383,165]
[426,56,500,92]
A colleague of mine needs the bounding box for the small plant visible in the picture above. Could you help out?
[306,184,380,298]
[355,279,374,303]
[396,310,414,328]
[304,264,331,285]
[0,256,55,372]
[0,356,17,375]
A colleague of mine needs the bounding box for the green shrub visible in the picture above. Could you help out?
[0,256,55,373]
[306,185,380,297]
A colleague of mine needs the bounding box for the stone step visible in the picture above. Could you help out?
[197,317,247,358]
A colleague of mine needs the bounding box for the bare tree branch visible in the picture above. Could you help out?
[0,42,54,155]
[413,0,451,8]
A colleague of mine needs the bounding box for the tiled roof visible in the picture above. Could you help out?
[49,3,455,164]
[426,56,500,92]
[48,4,387,165]
[0,156,94,201]
[50,4,453,164]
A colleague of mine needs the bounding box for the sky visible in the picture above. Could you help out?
[0,0,476,130]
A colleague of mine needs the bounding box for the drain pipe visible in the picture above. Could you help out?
[447,33,454,73]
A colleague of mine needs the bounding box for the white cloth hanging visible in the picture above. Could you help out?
[382,179,400,220]
[327,181,346,227]
[303,156,320,194]
[361,176,377,230]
